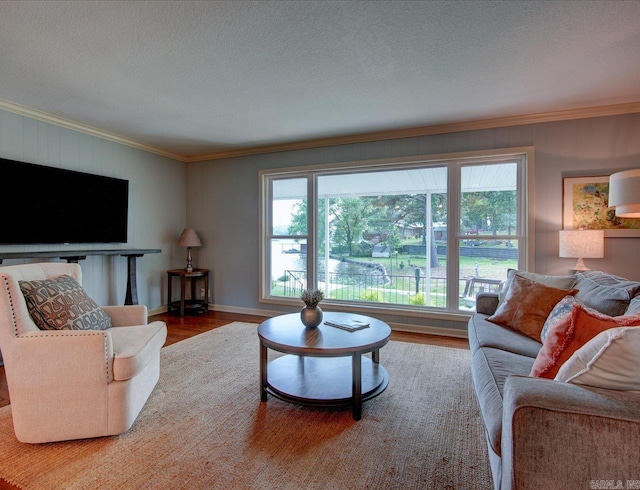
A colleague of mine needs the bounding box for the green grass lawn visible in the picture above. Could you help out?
[272,241,515,308]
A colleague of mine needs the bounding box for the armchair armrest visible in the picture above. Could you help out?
[102,305,148,327]
[501,375,640,489]
[476,292,499,315]
[12,330,114,384]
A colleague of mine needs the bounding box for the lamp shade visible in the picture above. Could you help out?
[177,228,202,247]
[559,230,604,271]
[609,169,640,218]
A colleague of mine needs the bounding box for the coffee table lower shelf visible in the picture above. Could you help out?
[265,355,389,409]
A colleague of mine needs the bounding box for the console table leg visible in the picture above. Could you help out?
[352,352,363,420]
[124,255,141,305]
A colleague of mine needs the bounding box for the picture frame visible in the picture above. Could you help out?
[563,175,640,237]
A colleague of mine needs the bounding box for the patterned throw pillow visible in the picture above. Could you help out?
[530,304,640,379]
[540,295,578,343]
[19,274,111,331]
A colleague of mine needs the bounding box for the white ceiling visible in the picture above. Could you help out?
[1,0,640,161]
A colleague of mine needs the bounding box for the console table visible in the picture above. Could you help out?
[0,249,161,305]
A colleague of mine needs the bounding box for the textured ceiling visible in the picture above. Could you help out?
[1,0,640,160]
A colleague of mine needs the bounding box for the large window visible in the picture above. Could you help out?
[260,148,532,316]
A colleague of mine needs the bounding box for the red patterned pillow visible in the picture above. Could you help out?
[530,303,640,379]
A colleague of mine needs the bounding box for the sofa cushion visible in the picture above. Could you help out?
[625,296,640,316]
[19,274,111,331]
[468,313,541,358]
[574,274,633,317]
[488,274,577,342]
[555,326,640,391]
[579,270,640,292]
[471,347,535,456]
[110,321,167,381]
[530,304,640,379]
[498,269,577,306]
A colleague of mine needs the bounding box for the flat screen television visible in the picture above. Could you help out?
[1,157,129,244]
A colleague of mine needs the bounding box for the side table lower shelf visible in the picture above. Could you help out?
[168,300,207,315]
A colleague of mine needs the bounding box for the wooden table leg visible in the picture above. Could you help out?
[372,349,380,364]
[180,275,186,317]
[124,254,143,305]
[352,352,362,420]
[204,273,209,311]
[260,342,268,402]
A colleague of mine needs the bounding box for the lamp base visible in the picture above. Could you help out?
[572,258,590,271]
[185,247,194,272]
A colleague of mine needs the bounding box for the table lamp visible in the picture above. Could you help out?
[609,169,640,217]
[177,228,202,272]
[559,229,604,271]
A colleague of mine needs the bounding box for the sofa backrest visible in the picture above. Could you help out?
[574,271,640,317]
[625,296,640,316]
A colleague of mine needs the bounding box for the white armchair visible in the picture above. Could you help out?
[0,262,167,443]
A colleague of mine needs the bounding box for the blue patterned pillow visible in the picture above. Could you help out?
[540,295,577,343]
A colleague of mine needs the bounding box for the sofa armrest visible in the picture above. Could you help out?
[102,305,148,327]
[501,375,640,489]
[476,292,499,315]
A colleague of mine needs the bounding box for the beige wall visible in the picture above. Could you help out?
[187,112,640,332]
[0,109,187,310]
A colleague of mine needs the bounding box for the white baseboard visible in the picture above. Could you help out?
[208,304,469,339]
[387,321,468,339]
[148,306,168,316]
[150,303,469,340]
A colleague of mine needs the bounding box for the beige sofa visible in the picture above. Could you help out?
[469,270,640,489]
[0,262,167,443]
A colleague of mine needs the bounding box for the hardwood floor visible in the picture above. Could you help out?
[0,310,468,410]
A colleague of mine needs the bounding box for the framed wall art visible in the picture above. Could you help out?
[563,175,640,237]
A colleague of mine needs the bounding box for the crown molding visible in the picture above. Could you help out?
[2,97,639,164]
[186,101,640,162]
[0,98,187,162]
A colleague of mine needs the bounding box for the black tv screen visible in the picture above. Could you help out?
[1,158,129,244]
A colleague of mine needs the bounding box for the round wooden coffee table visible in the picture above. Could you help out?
[258,311,391,420]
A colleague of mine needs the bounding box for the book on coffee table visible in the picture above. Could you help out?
[324,319,370,332]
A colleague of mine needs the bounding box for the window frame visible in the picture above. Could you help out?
[259,147,534,320]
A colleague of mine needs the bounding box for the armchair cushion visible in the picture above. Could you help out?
[110,321,167,381]
[19,274,111,331]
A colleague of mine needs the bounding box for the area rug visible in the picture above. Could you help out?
[0,322,492,489]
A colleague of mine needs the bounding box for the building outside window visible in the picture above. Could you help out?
[260,148,533,316]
